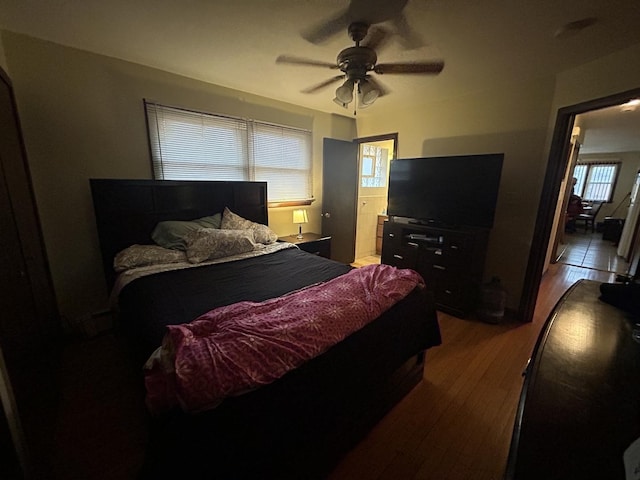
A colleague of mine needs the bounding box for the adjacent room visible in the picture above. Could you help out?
[1,1,640,479]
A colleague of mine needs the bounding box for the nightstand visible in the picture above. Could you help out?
[278,233,332,259]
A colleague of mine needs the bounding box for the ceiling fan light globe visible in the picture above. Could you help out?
[359,81,380,105]
[335,81,354,103]
[333,97,349,109]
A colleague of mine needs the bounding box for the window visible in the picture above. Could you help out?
[360,144,389,188]
[572,162,620,202]
[145,101,313,204]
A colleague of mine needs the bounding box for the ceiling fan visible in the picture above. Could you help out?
[301,0,424,50]
[276,22,444,111]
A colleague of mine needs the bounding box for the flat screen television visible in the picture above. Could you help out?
[387,153,503,229]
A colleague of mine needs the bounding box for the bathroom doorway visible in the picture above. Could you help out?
[353,133,397,263]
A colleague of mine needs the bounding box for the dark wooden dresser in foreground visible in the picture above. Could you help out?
[506,279,640,480]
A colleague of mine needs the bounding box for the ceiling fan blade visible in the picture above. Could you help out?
[390,12,425,50]
[301,75,345,94]
[362,25,390,52]
[348,0,410,25]
[276,55,339,69]
[374,61,444,75]
[366,75,390,97]
[301,10,348,44]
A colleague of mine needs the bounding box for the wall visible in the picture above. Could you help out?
[356,77,556,310]
[0,36,7,73]
[1,31,356,325]
[551,43,640,115]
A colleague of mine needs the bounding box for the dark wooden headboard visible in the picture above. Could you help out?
[90,179,269,288]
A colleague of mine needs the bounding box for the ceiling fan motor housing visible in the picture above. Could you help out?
[337,46,377,81]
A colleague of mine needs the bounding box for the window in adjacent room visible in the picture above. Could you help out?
[573,161,620,202]
[145,101,313,205]
[360,144,389,188]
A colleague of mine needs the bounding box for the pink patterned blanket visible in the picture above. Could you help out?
[144,264,424,414]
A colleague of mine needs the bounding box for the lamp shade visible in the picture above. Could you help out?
[292,209,308,224]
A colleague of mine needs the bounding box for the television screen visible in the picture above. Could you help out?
[387,153,503,229]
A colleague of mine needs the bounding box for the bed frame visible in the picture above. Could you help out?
[89,178,438,479]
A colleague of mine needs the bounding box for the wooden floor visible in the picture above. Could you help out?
[38,262,616,479]
[329,261,615,480]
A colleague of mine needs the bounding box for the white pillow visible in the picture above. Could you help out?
[220,207,278,244]
[114,244,187,272]
[184,228,257,264]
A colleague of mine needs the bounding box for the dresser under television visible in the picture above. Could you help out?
[381,153,504,317]
[381,219,489,317]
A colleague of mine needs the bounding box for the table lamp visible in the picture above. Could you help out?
[292,209,308,239]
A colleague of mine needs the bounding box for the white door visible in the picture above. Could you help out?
[617,170,640,259]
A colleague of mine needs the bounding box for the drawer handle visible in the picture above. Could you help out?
[389,233,395,238]
[451,245,459,250]
[434,249,442,255]
[444,289,452,294]
[393,254,404,260]
[407,242,419,248]
[433,264,446,270]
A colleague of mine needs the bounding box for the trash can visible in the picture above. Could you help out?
[477,276,507,324]
[602,217,624,243]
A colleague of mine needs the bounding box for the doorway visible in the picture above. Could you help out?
[352,133,397,264]
[549,106,639,275]
[520,87,640,322]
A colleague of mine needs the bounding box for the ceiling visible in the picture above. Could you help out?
[578,103,640,154]
[1,0,640,150]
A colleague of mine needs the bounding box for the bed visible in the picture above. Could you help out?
[90,179,441,479]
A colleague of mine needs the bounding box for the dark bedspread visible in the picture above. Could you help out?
[118,247,352,358]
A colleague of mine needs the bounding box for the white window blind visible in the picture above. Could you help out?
[145,101,312,203]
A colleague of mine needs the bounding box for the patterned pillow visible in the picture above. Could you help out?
[220,207,278,244]
[184,228,257,264]
[114,244,187,272]
[151,213,222,250]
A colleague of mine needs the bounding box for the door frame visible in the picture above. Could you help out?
[354,132,399,158]
[519,87,640,322]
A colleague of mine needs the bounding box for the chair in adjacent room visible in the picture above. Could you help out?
[575,201,604,233]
